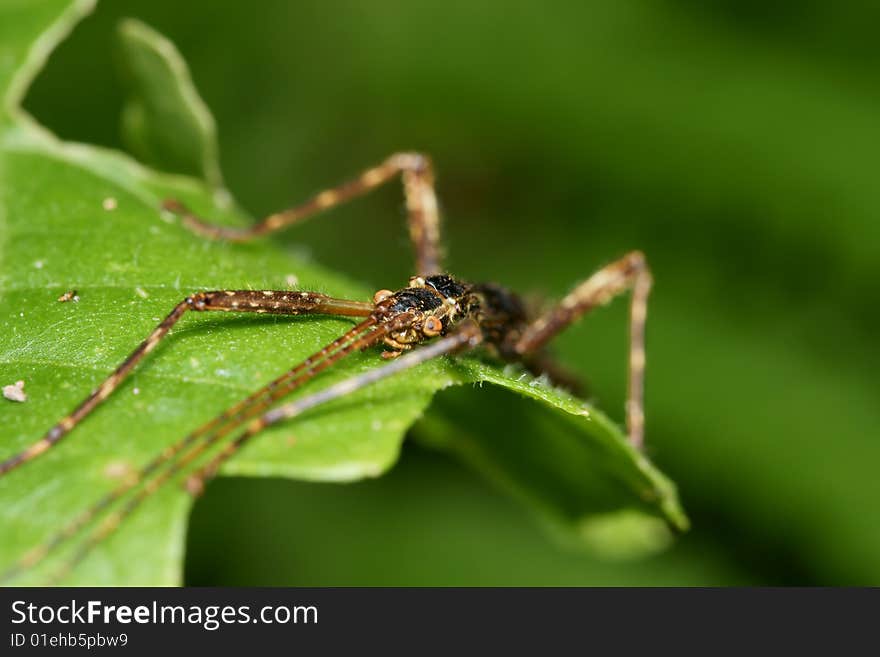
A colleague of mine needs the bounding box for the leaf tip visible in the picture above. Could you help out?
[115,16,224,189]
[576,509,675,560]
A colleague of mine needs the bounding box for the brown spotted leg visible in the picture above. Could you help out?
[163,152,443,276]
[514,251,653,449]
[0,290,373,478]
[187,320,484,489]
[42,320,482,584]
[2,312,400,583]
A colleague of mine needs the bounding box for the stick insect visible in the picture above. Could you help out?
[0,152,652,583]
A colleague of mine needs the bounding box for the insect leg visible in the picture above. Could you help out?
[514,251,652,448]
[187,320,484,492]
[163,152,443,276]
[2,314,390,583]
[41,315,430,583]
[0,290,373,477]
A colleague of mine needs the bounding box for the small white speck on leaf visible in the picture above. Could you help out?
[33,260,45,269]
[102,197,118,211]
[134,287,149,299]
[133,387,140,395]
[104,460,135,481]
[285,274,299,287]
[529,373,551,388]
[3,380,27,402]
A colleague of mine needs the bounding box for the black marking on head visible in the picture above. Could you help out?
[389,288,443,313]
[425,274,470,299]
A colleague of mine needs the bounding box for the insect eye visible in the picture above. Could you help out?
[422,316,443,336]
[373,289,393,304]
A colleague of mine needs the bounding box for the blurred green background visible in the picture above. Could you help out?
[24,0,880,585]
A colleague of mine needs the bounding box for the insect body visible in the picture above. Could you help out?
[373,274,526,357]
[0,152,651,582]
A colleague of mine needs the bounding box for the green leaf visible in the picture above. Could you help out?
[415,384,684,560]
[117,17,224,189]
[0,0,686,585]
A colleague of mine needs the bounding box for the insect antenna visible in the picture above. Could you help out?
[1,314,404,583]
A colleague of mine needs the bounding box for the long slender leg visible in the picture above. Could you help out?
[42,320,481,583]
[0,290,373,477]
[1,313,394,583]
[189,320,484,488]
[515,251,653,449]
[163,152,443,276]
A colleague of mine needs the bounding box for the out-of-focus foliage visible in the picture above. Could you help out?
[24,0,880,584]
